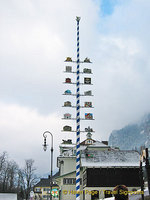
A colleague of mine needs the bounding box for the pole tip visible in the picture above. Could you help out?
[76,16,81,22]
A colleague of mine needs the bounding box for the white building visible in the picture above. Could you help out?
[56,133,141,200]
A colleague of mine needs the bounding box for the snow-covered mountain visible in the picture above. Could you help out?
[108,113,150,150]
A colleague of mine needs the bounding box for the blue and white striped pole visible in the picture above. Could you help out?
[76,16,81,200]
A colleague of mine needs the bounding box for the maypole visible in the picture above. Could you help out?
[76,16,81,200]
[62,16,93,200]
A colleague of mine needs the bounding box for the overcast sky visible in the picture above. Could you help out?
[0,0,150,175]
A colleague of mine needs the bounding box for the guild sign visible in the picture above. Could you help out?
[85,127,93,132]
[84,102,92,107]
[66,66,72,72]
[84,77,91,84]
[85,113,93,120]
[63,126,72,131]
[84,57,91,63]
[65,78,71,83]
[64,113,71,119]
[84,90,92,96]
[64,90,71,95]
[83,68,91,74]
[65,57,72,62]
[64,101,71,107]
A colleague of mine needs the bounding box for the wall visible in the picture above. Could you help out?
[60,157,76,175]
[60,171,84,200]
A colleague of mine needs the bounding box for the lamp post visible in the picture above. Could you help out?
[43,131,53,200]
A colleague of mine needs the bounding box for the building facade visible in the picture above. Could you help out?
[56,134,141,200]
[34,176,59,200]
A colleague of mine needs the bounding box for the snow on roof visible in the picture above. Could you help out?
[80,146,87,151]
[59,144,75,148]
[60,140,108,150]
[81,150,140,167]
[88,140,109,147]
[59,140,110,157]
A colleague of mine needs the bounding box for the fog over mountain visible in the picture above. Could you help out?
[109,113,150,150]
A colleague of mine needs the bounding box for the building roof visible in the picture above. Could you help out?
[59,139,110,158]
[60,144,75,148]
[81,150,140,167]
[34,178,58,187]
[80,138,96,145]
[55,170,76,179]
[53,171,60,179]
[87,140,110,148]
[34,172,60,188]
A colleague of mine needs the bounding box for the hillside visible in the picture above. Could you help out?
[108,114,150,150]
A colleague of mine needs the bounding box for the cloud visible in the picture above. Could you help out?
[0,0,100,174]
[0,0,99,114]
[0,101,63,174]
[93,0,150,138]
[1,0,150,173]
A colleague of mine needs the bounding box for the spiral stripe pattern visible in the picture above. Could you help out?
[76,16,80,200]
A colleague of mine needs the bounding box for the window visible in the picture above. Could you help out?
[72,178,75,184]
[68,178,72,184]
[35,188,41,192]
[43,195,50,199]
[43,188,50,192]
[63,178,82,185]
[63,178,67,184]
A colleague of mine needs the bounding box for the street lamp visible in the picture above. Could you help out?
[43,131,53,200]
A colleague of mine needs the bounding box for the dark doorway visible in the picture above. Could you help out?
[104,190,113,198]
[91,190,99,200]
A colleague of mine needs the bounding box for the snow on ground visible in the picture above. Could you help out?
[0,193,17,200]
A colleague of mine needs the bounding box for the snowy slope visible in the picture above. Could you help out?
[109,113,150,150]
